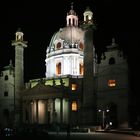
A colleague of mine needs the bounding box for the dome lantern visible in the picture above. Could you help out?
[66,2,78,27]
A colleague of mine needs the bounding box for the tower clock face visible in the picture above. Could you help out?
[56,42,61,49]
[79,42,84,50]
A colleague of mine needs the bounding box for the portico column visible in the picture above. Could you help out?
[60,98,63,124]
[45,99,48,124]
[53,98,55,110]
[29,101,32,124]
[22,101,25,123]
[68,99,71,124]
[24,101,29,124]
[36,100,39,123]
[52,98,56,123]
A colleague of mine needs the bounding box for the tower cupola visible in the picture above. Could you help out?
[15,28,24,42]
[83,7,93,24]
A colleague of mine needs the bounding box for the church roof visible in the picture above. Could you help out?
[21,83,69,99]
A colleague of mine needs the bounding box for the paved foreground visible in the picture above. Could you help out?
[48,132,140,140]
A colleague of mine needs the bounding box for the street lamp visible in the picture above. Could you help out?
[98,109,109,129]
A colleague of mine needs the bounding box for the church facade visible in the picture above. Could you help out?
[0,4,129,129]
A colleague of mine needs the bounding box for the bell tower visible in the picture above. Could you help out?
[11,28,27,124]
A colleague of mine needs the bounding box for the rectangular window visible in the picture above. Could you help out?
[108,80,116,87]
[56,62,61,75]
[72,101,77,111]
[4,91,8,97]
[71,84,77,90]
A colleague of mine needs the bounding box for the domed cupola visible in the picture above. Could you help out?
[45,3,85,78]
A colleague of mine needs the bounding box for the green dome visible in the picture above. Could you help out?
[47,26,84,53]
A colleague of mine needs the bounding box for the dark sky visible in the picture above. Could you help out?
[0,0,138,84]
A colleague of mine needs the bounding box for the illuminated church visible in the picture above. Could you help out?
[0,4,129,129]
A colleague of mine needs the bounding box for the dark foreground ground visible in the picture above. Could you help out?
[1,132,139,140]
[0,124,140,139]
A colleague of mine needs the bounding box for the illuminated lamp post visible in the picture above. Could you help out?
[98,109,109,129]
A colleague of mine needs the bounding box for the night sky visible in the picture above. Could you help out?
[0,0,138,85]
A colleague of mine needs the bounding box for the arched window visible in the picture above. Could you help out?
[56,42,61,49]
[79,63,84,75]
[79,42,84,50]
[86,15,89,21]
[109,57,115,65]
[56,62,61,75]
[69,19,71,26]
[73,18,75,26]
[4,75,8,80]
